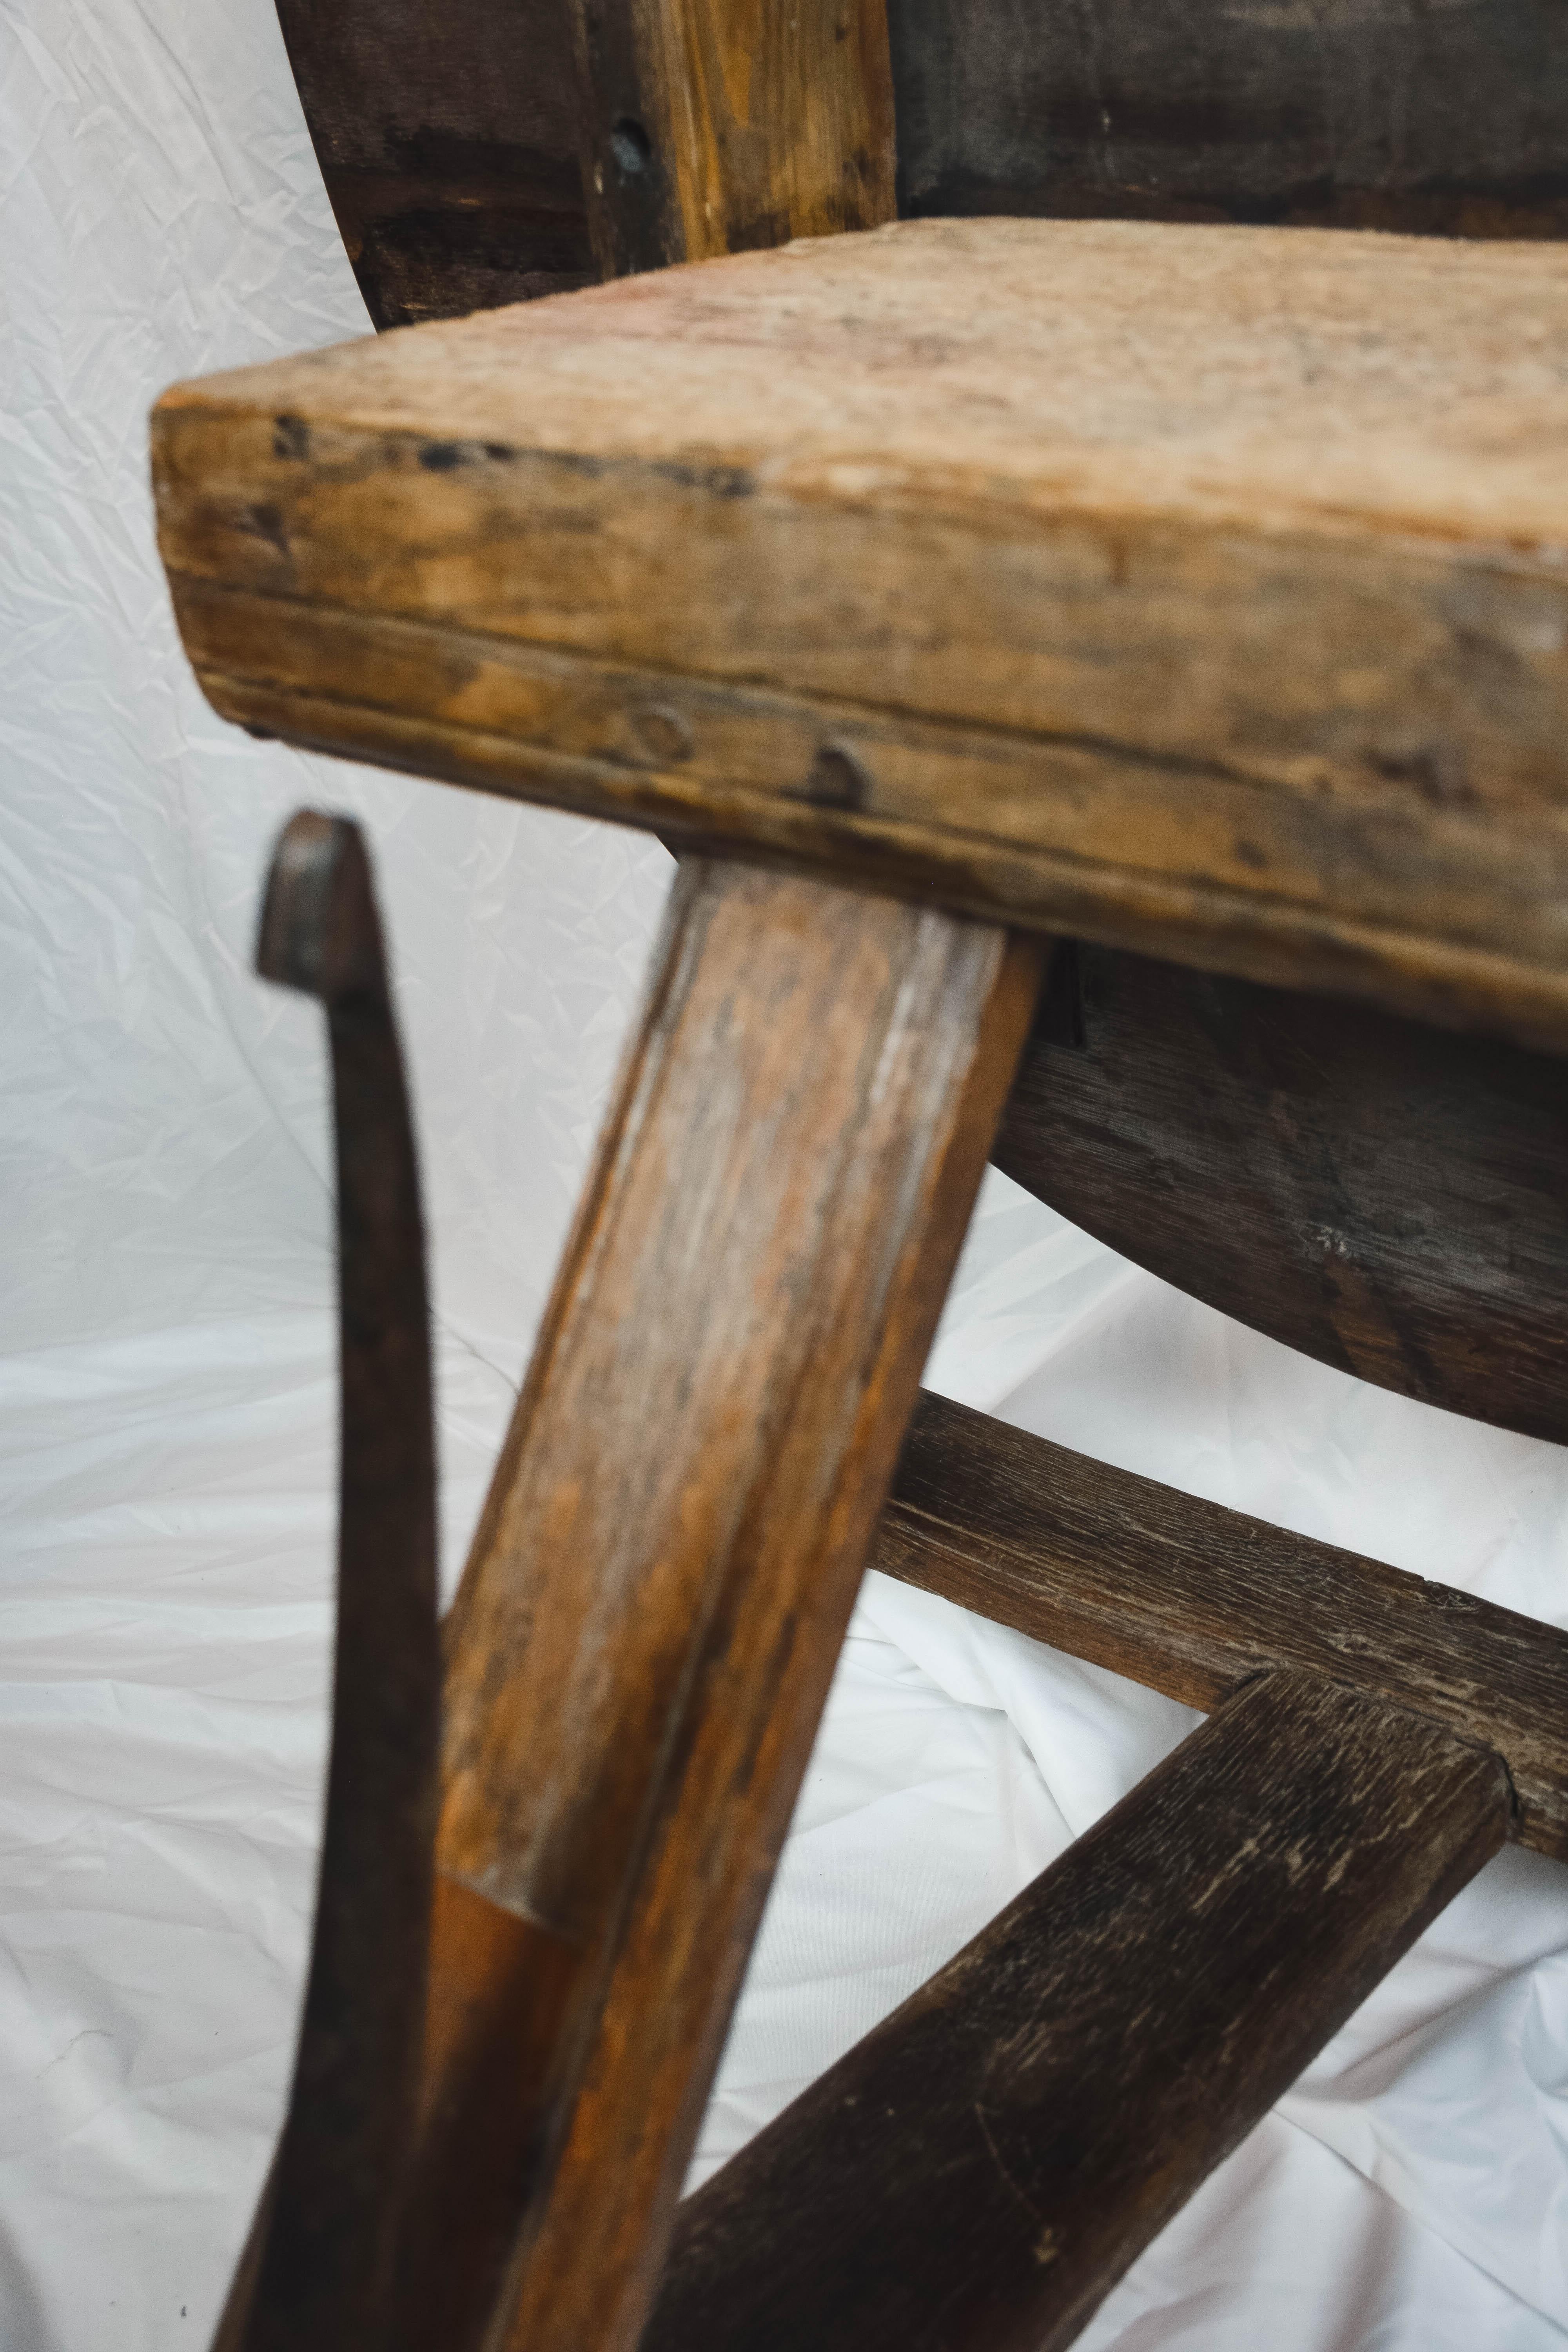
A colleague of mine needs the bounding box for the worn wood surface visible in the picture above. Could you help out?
[155,218,1568,1048]
[389,1877,577,2352]
[996,942,1568,1445]
[215,817,439,2352]
[646,1670,1508,2352]
[877,1388,1568,1860]
[569,0,895,277]
[274,0,592,328]
[274,0,1568,334]
[381,862,1037,2352]
[889,0,1568,243]
[274,0,1568,337]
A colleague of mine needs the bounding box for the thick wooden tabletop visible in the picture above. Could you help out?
[154,218,1568,1044]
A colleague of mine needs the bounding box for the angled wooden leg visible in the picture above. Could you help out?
[387,858,1041,2352]
[646,1671,1510,2352]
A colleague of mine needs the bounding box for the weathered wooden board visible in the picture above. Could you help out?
[274,0,1568,336]
[276,0,891,313]
[273,0,593,330]
[386,862,1036,2352]
[568,0,895,277]
[889,0,1568,243]
[645,1671,1508,2352]
[154,218,1568,1047]
[877,1388,1568,1860]
[996,942,1568,1444]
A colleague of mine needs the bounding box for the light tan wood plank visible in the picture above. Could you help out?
[170,573,1568,1049]
[152,219,1568,1041]
[155,219,1568,550]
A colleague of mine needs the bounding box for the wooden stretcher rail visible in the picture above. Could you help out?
[876,1389,1568,1858]
[646,1670,1508,2352]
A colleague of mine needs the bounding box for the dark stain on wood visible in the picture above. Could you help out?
[646,1671,1508,2352]
[887,0,1568,241]
[274,0,594,327]
[567,0,686,277]
[274,0,1568,345]
[995,942,1568,1447]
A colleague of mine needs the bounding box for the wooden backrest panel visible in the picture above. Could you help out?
[274,0,593,328]
[889,0,1568,242]
[276,0,893,323]
[648,1671,1508,2352]
[996,943,1568,1445]
[882,1387,1568,1860]
[277,0,1568,334]
[265,2,1568,1440]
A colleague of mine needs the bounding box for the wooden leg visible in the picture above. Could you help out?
[645,1671,1509,2352]
[390,858,1041,2352]
[878,1388,1568,1860]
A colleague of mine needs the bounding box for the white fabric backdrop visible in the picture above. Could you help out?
[2,2,1565,2344]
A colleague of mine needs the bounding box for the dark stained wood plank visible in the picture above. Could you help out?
[877,1387,1568,1860]
[381,863,1038,2352]
[215,816,439,2350]
[889,0,1568,242]
[994,941,1568,1447]
[567,0,896,278]
[646,1670,1508,2352]
[274,0,593,328]
[277,0,1568,338]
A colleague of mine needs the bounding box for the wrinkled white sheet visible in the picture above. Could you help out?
[2,1,1564,2345]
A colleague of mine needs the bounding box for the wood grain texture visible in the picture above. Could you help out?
[216,817,439,2351]
[391,862,1038,2352]
[877,1387,1568,1858]
[995,941,1568,1445]
[388,1876,577,2352]
[569,0,895,277]
[646,1670,1508,2352]
[153,218,1568,1047]
[274,0,593,328]
[889,0,1568,243]
[275,0,1568,338]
